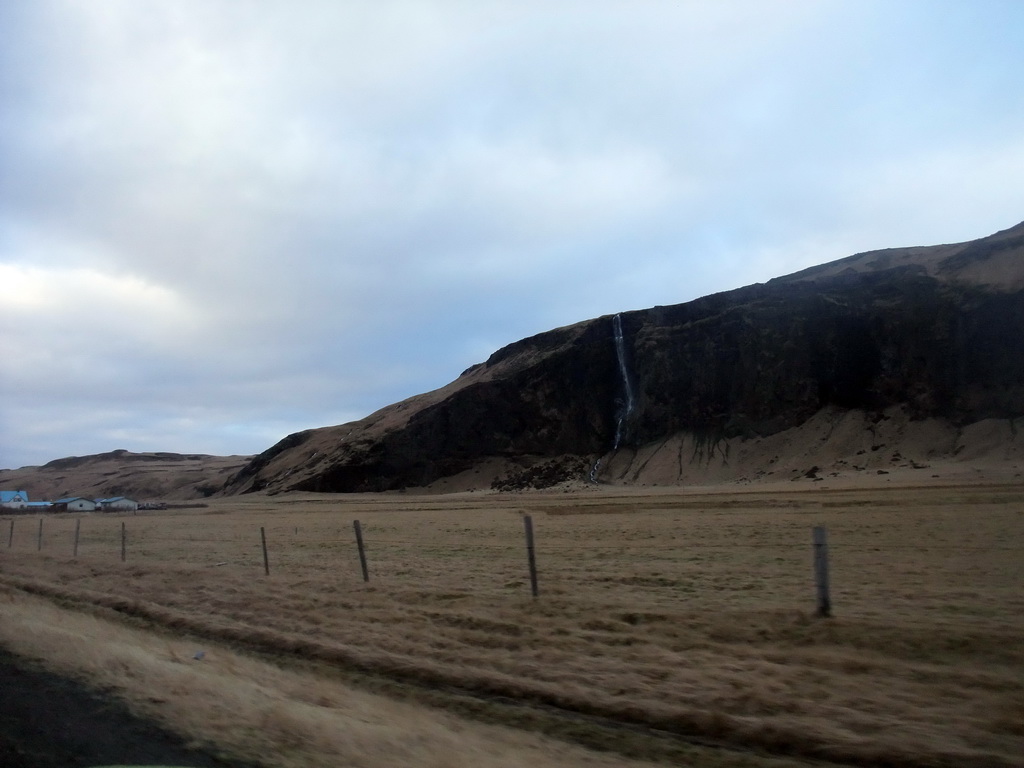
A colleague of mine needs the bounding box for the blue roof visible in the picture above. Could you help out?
[1,490,29,503]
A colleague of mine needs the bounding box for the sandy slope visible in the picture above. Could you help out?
[601,407,1024,488]
[422,407,1023,494]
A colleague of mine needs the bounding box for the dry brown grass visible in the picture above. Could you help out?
[0,590,694,768]
[2,482,1023,767]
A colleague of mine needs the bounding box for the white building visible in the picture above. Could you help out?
[55,497,97,512]
[0,490,30,510]
[96,496,138,512]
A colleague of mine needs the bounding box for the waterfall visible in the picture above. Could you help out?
[590,313,636,483]
[612,312,635,450]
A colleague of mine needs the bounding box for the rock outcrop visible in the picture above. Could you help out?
[223,221,1024,494]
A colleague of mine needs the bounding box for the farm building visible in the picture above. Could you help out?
[54,497,97,512]
[0,490,31,509]
[96,496,138,512]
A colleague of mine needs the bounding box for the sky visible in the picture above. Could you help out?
[2,1,1023,469]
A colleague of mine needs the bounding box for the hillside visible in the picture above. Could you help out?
[0,450,251,503]
[221,221,1024,495]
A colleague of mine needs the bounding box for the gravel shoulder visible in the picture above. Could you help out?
[0,646,237,768]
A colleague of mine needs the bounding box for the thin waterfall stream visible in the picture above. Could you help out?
[590,313,636,482]
[612,312,636,450]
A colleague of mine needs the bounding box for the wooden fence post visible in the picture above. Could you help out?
[121,522,126,563]
[73,518,81,558]
[260,527,270,576]
[8,519,13,549]
[813,525,831,617]
[353,520,369,582]
[37,518,43,551]
[524,515,539,598]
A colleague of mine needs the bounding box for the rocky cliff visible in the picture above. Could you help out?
[223,221,1024,494]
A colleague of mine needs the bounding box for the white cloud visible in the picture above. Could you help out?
[0,262,194,323]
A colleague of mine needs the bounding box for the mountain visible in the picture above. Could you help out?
[0,451,251,503]
[222,221,1024,495]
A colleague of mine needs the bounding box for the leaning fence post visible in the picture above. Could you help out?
[813,525,831,617]
[353,520,369,582]
[260,527,270,576]
[73,518,81,558]
[37,518,43,551]
[524,515,539,598]
[121,521,126,562]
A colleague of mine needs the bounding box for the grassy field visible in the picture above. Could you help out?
[1,482,1023,767]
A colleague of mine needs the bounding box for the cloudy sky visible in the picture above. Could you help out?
[2,1,1023,469]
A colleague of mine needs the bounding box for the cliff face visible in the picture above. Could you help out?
[628,272,1024,442]
[223,222,1024,494]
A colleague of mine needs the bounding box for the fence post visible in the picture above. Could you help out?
[260,527,270,576]
[37,518,43,551]
[813,525,831,617]
[524,515,539,598]
[121,522,126,562]
[73,518,81,558]
[353,520,369,582]
[8,519,13,549]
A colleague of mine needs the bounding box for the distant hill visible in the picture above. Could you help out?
[220,221,1024,494]
[0,450,251,502]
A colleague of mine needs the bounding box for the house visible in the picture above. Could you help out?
[54,497,97,513]
[96,496,138,512]
[0,490,30,510]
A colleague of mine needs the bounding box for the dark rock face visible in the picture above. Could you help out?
[223,222,1024,494]
[630,273,1024,443]
[226,320,623,494]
